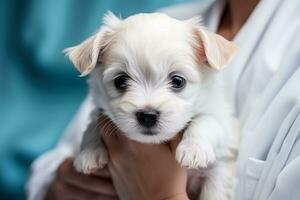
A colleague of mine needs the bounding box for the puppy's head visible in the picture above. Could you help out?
[65,12,238,143]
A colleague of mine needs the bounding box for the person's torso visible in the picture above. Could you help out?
[160,0,300,199]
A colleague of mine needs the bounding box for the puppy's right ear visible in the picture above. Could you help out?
[64,11,121,76]
[195,27,239,71]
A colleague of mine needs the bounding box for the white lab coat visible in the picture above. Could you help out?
[27,0,300,199]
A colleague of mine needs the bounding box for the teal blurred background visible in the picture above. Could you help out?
[0,0,197,199]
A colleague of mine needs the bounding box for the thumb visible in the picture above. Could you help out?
[169,132,183,154]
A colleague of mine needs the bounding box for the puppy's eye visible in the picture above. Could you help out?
[170,75,186,91]
[114,74,130,92]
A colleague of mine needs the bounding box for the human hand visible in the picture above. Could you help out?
[100,116,188,200]
[45,157,118,200]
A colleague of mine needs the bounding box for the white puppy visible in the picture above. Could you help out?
[65,12,239,200]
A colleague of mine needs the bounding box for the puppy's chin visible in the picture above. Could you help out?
[115,123,184,144]
[124,130,178,144]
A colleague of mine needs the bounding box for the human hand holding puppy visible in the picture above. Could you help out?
[100,115,188,200]
[45,116,189,200]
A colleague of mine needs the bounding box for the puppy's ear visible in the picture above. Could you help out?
[195,27,239,71]
[64,11,121,76]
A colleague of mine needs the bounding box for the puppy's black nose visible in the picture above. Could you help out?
[136,110,159,128]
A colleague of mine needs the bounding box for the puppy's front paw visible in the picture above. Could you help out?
[74,147,108,174]
[176,140,216,168]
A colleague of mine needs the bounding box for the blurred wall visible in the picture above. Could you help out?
[0,0,198,199]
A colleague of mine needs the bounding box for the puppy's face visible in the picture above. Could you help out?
[65,12,238,143]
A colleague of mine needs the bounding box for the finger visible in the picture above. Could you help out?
[92,166,111,178]
[57,159,117,196]
[71,185,119,200]
[169,133,183,154]
[49,179,118,200]
[64,171,117,196]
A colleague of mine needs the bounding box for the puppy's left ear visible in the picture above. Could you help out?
[64,11,121,76]
[195,27,239,71]
[64,34,100,76]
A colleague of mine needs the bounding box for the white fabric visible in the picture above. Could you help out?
[27,0,300,199]
[26,95,94,200]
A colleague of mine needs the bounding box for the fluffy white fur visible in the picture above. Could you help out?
[65,12,239,200]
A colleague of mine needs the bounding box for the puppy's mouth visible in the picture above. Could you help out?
[142,130,158,136]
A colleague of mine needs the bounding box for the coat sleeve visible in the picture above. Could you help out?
[26,95,94,200]
[268,143,300,200]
